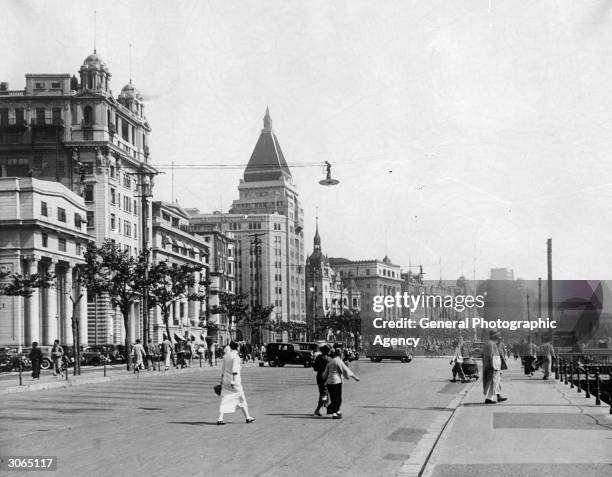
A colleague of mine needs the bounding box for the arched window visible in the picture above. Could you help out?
[83,106,93,125]
[87,73,93,89]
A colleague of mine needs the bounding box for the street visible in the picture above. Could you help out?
[0,358,468,477]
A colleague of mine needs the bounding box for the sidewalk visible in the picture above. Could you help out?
[420,361,612,477]
[0,358,254,395]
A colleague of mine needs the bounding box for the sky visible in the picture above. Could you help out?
[4,0,612,280]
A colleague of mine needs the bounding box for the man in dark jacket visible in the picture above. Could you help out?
[29,342,43,380]
[312,345,332,416]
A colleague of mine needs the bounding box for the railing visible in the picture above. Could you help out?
[556,351,612,412]
[0,90,25,96]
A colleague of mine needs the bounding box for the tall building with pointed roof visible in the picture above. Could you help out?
[189,109,306,343]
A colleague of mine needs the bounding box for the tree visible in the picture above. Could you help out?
[242,303,274,343]
[147,260,206,346]
[66,243,108,375]
[216,291,249,340]
[0,269,54,297]
[98,240,148,370]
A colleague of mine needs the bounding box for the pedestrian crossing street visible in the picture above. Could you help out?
[0,365,317,441]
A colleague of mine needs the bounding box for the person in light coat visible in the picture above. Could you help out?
[217,341,255,425]
[322,348,360,419]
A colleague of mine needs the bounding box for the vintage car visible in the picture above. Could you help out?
[366,344,413,363]
[264,342,314,367]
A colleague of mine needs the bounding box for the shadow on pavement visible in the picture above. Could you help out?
[264,413,323,419]
[168,421,219,426]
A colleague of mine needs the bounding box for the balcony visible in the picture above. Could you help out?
[0,118,28,131]
[31,117,64,128]
[0,90,25,96]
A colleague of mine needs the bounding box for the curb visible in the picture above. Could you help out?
[0,363,226,395]
[397,381,474,477]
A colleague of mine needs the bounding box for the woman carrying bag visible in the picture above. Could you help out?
[450,340,467,383]
[216,341,255,425]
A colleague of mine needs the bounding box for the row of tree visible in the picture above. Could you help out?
[0,240,208,373]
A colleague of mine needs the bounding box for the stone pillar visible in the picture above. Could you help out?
[24,256,41,345]
[44,260,58,345]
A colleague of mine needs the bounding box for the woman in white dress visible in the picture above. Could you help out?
[217,341,255,425]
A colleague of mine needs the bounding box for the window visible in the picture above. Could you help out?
[118,218,122,234]
[117,193,121,209]
[74,213,82,228]
[86,211,94,227]
[124,196,131,213]
[172,217,179,227]
[57,207,66,222]
[133,199,138,216]
[42,233,48,248]
[76,242,82,256]
[51,81,61,89]
[41,201,48,217]
[36,108,45,125]
[84,184,94,202]
[110,165,115,179]
[162,212,170,221]
[133,223,137,239]
[35,82,45,89]
[58,238,66,252]
[124,221,131,237]
[110,214,116,230]
[123,174,131,188]
[15,108,24,124]
[83,106,93,125]
[52,108,61,125]
[121,120,129,141]
[110,187,116,205]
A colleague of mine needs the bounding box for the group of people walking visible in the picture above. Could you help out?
[515,337,556,380]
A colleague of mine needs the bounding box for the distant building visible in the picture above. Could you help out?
[150,201,209,343]
[305,220,361,341]
[188,109,306,343]
[490,268,514,281]
[329,256,402,325]
[186,216,236,346]
[0,177,92,346]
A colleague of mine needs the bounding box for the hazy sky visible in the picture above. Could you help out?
[5,0,612,280]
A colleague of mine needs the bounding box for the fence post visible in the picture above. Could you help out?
[595,367,601,405]
[18,360,23,386]
[585,364,590,399]
[570,361,574,389]
[199,354,202,368]
[104,359,107,377]
[564,359,568,385]
[555,357,559,380]
[576,362,581,393]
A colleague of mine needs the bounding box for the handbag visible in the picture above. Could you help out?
[214,384,222,396]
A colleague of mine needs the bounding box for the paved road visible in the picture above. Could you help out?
[0,358,468,477]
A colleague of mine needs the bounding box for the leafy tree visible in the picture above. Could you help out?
[67,243,108,375]
[98,240,148,370]
[0,270,54,297]
[147,260,207,346]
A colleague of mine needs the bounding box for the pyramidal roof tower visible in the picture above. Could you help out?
[243,107,292,183]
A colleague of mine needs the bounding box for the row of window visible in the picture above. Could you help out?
[41,234,83,255]
[0,107,62,126]
[110,187,138,215]
[110,214,137,239]
[40,201,85,229]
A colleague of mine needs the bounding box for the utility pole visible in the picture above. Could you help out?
[249,233,263,340]
[130,165,161,343]
[547,239,553,344]
[538,277,542,344]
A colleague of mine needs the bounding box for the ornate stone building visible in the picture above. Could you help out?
[0,51,159,345]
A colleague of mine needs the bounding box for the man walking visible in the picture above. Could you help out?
[29,342,43,380]
[132,339,146,374]
[482,329,507,404]
[162,336,172,371]
[146,339,158,371]
[51,340,64,378]
[539,337,556,380]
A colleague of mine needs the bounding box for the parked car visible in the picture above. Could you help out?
[264,342,314,367]
[81,346,111,366]
[366,344,413,363]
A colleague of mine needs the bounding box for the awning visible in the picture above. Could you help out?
[174,332,185,342]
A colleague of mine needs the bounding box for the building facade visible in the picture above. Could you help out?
[189,109,306,343]
[185,213,236,346]
[305,221,361,341]
[0,177,92,346]
[150,201,210,344]
[0,51,159,345]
